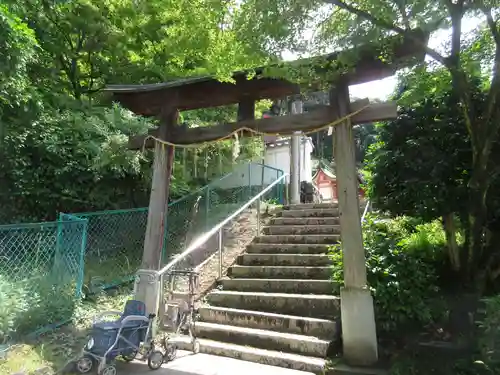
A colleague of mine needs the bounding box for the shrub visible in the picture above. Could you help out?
[477,295,500,372]
[0,273,76,342]
[330,214,444,333]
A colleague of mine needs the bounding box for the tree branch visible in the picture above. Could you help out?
[442,0,475,148]
[484,7,500,47]
[321,0,448,66]
[394,0,411,30]
[483,9,500,145]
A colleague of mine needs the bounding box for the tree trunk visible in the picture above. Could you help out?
[443,213,460,272]
[467,154,489,287]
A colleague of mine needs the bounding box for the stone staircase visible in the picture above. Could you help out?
[180,203,343,373]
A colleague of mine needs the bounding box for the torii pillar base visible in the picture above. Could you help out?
[340,286,378,365]
[134,269,161,317]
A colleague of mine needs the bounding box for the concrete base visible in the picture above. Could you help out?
[134,269,161,317]
[340,286,378,366]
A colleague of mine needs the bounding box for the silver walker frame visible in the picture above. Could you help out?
[159,269,200,360]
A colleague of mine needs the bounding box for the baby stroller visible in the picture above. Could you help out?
[75,300,164,375]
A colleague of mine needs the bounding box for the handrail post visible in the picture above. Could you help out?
[156,272,164,336]
[205,186,210,231]
[256,196,261,235]
[248,163,252,197]
[218,228,223,279]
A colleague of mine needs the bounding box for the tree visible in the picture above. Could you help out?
[366,72,480,272]
[0,0,271,224]
[235,0,499,286]
[0,4,37,139]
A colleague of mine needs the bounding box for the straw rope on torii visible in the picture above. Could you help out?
[140,103,370,151]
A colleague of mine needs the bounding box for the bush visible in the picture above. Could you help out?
[477,295,500,372]
[330,214,444,333]
[0,274,76,342]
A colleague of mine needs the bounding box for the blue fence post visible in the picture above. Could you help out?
[54,213,64,274]
[76,217,88,298]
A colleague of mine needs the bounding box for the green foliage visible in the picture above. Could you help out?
[0,4,37,108]
[477,295,500,372]
[367,86,472,221]
[0,104,157,223]
[0,286,134,374]
[0,0,269,226]
[367,69,500,224]
[331,214,444,332]
[0,274,76,343]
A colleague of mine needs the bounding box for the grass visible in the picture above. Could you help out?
[83,255,139,292]
[0,286,134,374]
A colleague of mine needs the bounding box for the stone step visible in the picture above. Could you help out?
[198,305,338,338]
[193,321,330,357]
[285,203,339,210]
[175,337,326,373]
[254,234,340,244]
[219,277,337,294]
[326,365,389,375]
[229,265,331,279]
[206,291,340,319]
[264,225,341,235]
[271,217,340,226]
[281,209,339,218]
[246,243,330,254]
[238,254,332,267]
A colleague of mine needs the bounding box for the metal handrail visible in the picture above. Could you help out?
[361,199,371,223]
[157,173,289,277]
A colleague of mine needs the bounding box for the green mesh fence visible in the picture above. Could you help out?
[0,216,87,341]
[71,162,284,291]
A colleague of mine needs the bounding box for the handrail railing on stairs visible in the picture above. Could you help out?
[157,173,288,279]
[154,173,289,314]
[361,199,371,223]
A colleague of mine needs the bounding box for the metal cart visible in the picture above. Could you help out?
[159,269,200,361]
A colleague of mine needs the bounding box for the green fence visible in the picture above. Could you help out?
[72,162,284,290]
[0,216,87,342]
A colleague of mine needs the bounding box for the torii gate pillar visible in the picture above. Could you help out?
[134,107,177,316]
[330,84,378,365]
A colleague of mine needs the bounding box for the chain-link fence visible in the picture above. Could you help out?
[70,162,285,292]
[0,216,87,341]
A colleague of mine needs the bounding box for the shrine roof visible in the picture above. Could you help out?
[105,76,213,93]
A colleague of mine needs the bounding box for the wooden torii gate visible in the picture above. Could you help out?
[104,30,427,366]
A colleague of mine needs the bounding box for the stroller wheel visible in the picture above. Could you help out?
[164,343,177,362]
[122,349,138,362]
[192,339,200,354]
[147,350,164,370]
[75,356,93,373]
[99,364,117,375]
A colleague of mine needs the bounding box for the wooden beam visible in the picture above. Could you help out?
[128,99,396,150]
[238,98,256,121]
[113,78,298,115]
